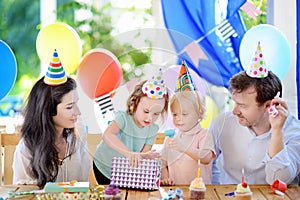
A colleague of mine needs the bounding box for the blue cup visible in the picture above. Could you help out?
[164,129,175,138]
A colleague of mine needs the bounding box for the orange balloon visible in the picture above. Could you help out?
[77,48,123,99]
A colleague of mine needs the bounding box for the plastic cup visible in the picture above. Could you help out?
[164,129,175,138]
[271,179,287,193]
[189,187,206,200]
[234,191,253,200]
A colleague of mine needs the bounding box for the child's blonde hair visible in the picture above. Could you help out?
[170,91,205,119]
[126,80,169,119]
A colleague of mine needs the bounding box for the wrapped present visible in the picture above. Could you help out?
[44,181,89,193]
[37,192,89,200]
[110,157,161,190]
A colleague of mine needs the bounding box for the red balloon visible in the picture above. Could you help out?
[77,48,123,99]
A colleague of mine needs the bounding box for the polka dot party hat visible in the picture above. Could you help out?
[142,67,167,99]
[246,42,269,78]
[175,60,198,92]
[44,49,67,85]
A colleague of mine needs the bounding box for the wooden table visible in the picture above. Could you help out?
[0,184,299,199]
[126,184,299,200]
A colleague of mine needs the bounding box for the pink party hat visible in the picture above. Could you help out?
[246,42,269,78]
[175,60,197,92]
[44,49,67,85]
[142,67,167,99]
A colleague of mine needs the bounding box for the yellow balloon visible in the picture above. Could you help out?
[200,95,219,129]
[36,22,82,74]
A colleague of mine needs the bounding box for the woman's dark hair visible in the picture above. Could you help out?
[21,76,77,187]
[229,71,282,106]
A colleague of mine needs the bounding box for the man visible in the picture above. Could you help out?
[208,42,300,184]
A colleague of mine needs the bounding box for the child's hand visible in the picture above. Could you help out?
[140,149,161,159]
[127,150,160,168]
[127,152,142,168]
[160,177,175,186]
[167,138,185,152]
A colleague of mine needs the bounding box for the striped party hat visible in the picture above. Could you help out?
[246,42,269,78]
[175,60,197,92]
[44,49,67,85]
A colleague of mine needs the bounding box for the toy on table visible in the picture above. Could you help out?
[271,179,287,197]
[164,129,175,138]
[8,189,44,199]
[104,184,122,200]
[268,92,280,118]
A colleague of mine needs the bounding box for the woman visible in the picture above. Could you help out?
[13,50,91,187]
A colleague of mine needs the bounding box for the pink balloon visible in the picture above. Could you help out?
[163,65,206,96]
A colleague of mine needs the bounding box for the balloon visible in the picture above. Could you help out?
[163,65,206,96]
[0,40,17,101]
[239,24,291,80]
[36,22,82,74]
[77,48,123,99]
[200,96,219,129]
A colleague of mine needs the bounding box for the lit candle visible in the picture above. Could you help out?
[197,160,201,178]
[242,168,245,183]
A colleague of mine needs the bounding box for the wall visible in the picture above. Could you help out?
[269,0,297,116]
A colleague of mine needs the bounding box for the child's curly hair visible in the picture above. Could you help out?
[126,80,169,119]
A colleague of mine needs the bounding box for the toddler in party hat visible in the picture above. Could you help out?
[160,60,215,186]
[93,66,169,185]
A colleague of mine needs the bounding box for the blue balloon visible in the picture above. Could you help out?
[239,24,291,80]
[0,40,17,101]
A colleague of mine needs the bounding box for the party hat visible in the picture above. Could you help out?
[246,42,269,78]
[175,60,197,92]
[142,67,167,99]
[44,49,67,85]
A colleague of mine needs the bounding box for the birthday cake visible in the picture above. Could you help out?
[110,157,161,190]
[189,177,206,200]
[234,181,252,200]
